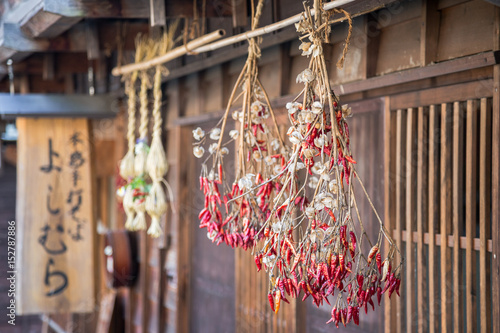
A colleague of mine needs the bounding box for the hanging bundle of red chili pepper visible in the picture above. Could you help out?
[192,0,291,251]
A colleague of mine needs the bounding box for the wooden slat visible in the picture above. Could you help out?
[406,107,417,333]
[384,98,397,332]
[479,98,492,333]
[491,64,500,333]
[440,103,453,332]
[416,106,427,332]
[452,101,464,333]
[466,99,478,332]
[395,109,405,333]
[427,105,437,333]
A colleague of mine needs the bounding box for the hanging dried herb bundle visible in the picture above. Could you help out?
[193,0,291,250]
[249,2,403,327]
[146,25,178,237]
[119,28,177,237]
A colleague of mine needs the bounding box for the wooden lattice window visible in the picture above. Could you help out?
[384,86,496,332]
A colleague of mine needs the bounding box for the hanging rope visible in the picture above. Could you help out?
[121,37,145,230]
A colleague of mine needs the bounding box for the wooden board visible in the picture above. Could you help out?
[440,103,453,332]
[16,117,95,314]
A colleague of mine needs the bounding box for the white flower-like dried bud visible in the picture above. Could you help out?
[329,179,338,193]
[303,148,315,159]
[220,147,229,155]
[314,134,327,148]
[264,155,275,166]
[251,101,262,114]
[299,42,313,56]
[296,68,315,83]
[321,194,335,209]
[192,127,205,140]
[229,130,239,139]
[232,110,240,121]
[207,169,215,181]
[311,101,323,114]
[274,164,282,174]
[286,102,301,114]
[314,200,325,211]
[289,131,303,145]
[238,173,255,190]
[312,44,321,57]
[193,146,205,158]
[207,230,217,241]
[208,143,218,154]
[311,162,325,175]
[262,254,276,265]
[210,128,221,140]
[342,104,353,118]
[272,221,283,233]
[253,150,262,162]
[295,20,309,33]
[300,110,314,123]
[305,205,315,219]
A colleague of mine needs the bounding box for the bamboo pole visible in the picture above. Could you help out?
[195,0,355,53]
[112,0,355,76]
[111,29,225,76]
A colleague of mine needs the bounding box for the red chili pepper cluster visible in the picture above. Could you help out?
[198,172,286,250]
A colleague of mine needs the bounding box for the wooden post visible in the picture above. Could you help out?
[420,0,440,66]
[491,8,500,333]
[492,63,500,333]
[149,0,166,27]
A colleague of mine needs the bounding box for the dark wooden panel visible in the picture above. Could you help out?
[189,119,235,333]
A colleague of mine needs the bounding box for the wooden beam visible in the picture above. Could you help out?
[149,0,166,27]
[3,0,80,39]
[43,0,150,18]
[16,1,81,38]
[420,0,440,66]
[0,23,50,52]
[335,51,500,95]
[397,230,493,252]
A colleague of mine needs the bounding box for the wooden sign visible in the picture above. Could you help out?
[16,118,95,314]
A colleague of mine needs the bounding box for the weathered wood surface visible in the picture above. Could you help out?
[16,117,95,314]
